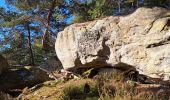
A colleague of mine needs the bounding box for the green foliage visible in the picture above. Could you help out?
[6,0,50,10]
[0,7,18,22]
[15,0,40,10]
[89,0,115,19]
[72,0,115,23]
[144,0,168,7]
[32,46,45,65]
[0,15,31,27]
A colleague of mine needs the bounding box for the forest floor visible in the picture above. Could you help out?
[17,71,170,100]
[1,68,170,100]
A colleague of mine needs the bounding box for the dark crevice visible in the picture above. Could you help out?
[74,57,82,68]
[161,19,170,31]
[146,18,159,34]
[112,62,154,84]
[146,36,170,48]
[113,62,136,71]
[166,19,170,26]
[97,38,110,60]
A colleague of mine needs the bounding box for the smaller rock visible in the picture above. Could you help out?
[40,56,62,72]
[30,67,52,82]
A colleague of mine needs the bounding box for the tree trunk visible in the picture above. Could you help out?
[42,0,57,51]
[118,0,121,13]
[136,0,139,8]
[27,23,35,66]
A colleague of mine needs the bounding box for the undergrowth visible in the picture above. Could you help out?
[60,71,170,100]
[20,71,170,100]
[61,79,99,100]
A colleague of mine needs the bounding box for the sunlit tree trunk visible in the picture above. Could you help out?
[42,0,57,51]
[136,0,139,8]
[118,0,121,13]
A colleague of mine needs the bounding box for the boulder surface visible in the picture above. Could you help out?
[0,55,9,74]
[55,7,170,80]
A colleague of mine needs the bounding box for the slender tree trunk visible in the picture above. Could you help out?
[27,23,35,66]
[118,0,121,13]
[42,0,57,51]
[136,0,139,8]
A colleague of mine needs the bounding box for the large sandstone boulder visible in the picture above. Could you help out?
[0,55,9,74]
[55,7,170,80]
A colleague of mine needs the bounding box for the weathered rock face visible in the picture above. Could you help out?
[0,55,9,74]
[55,7,170,80]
